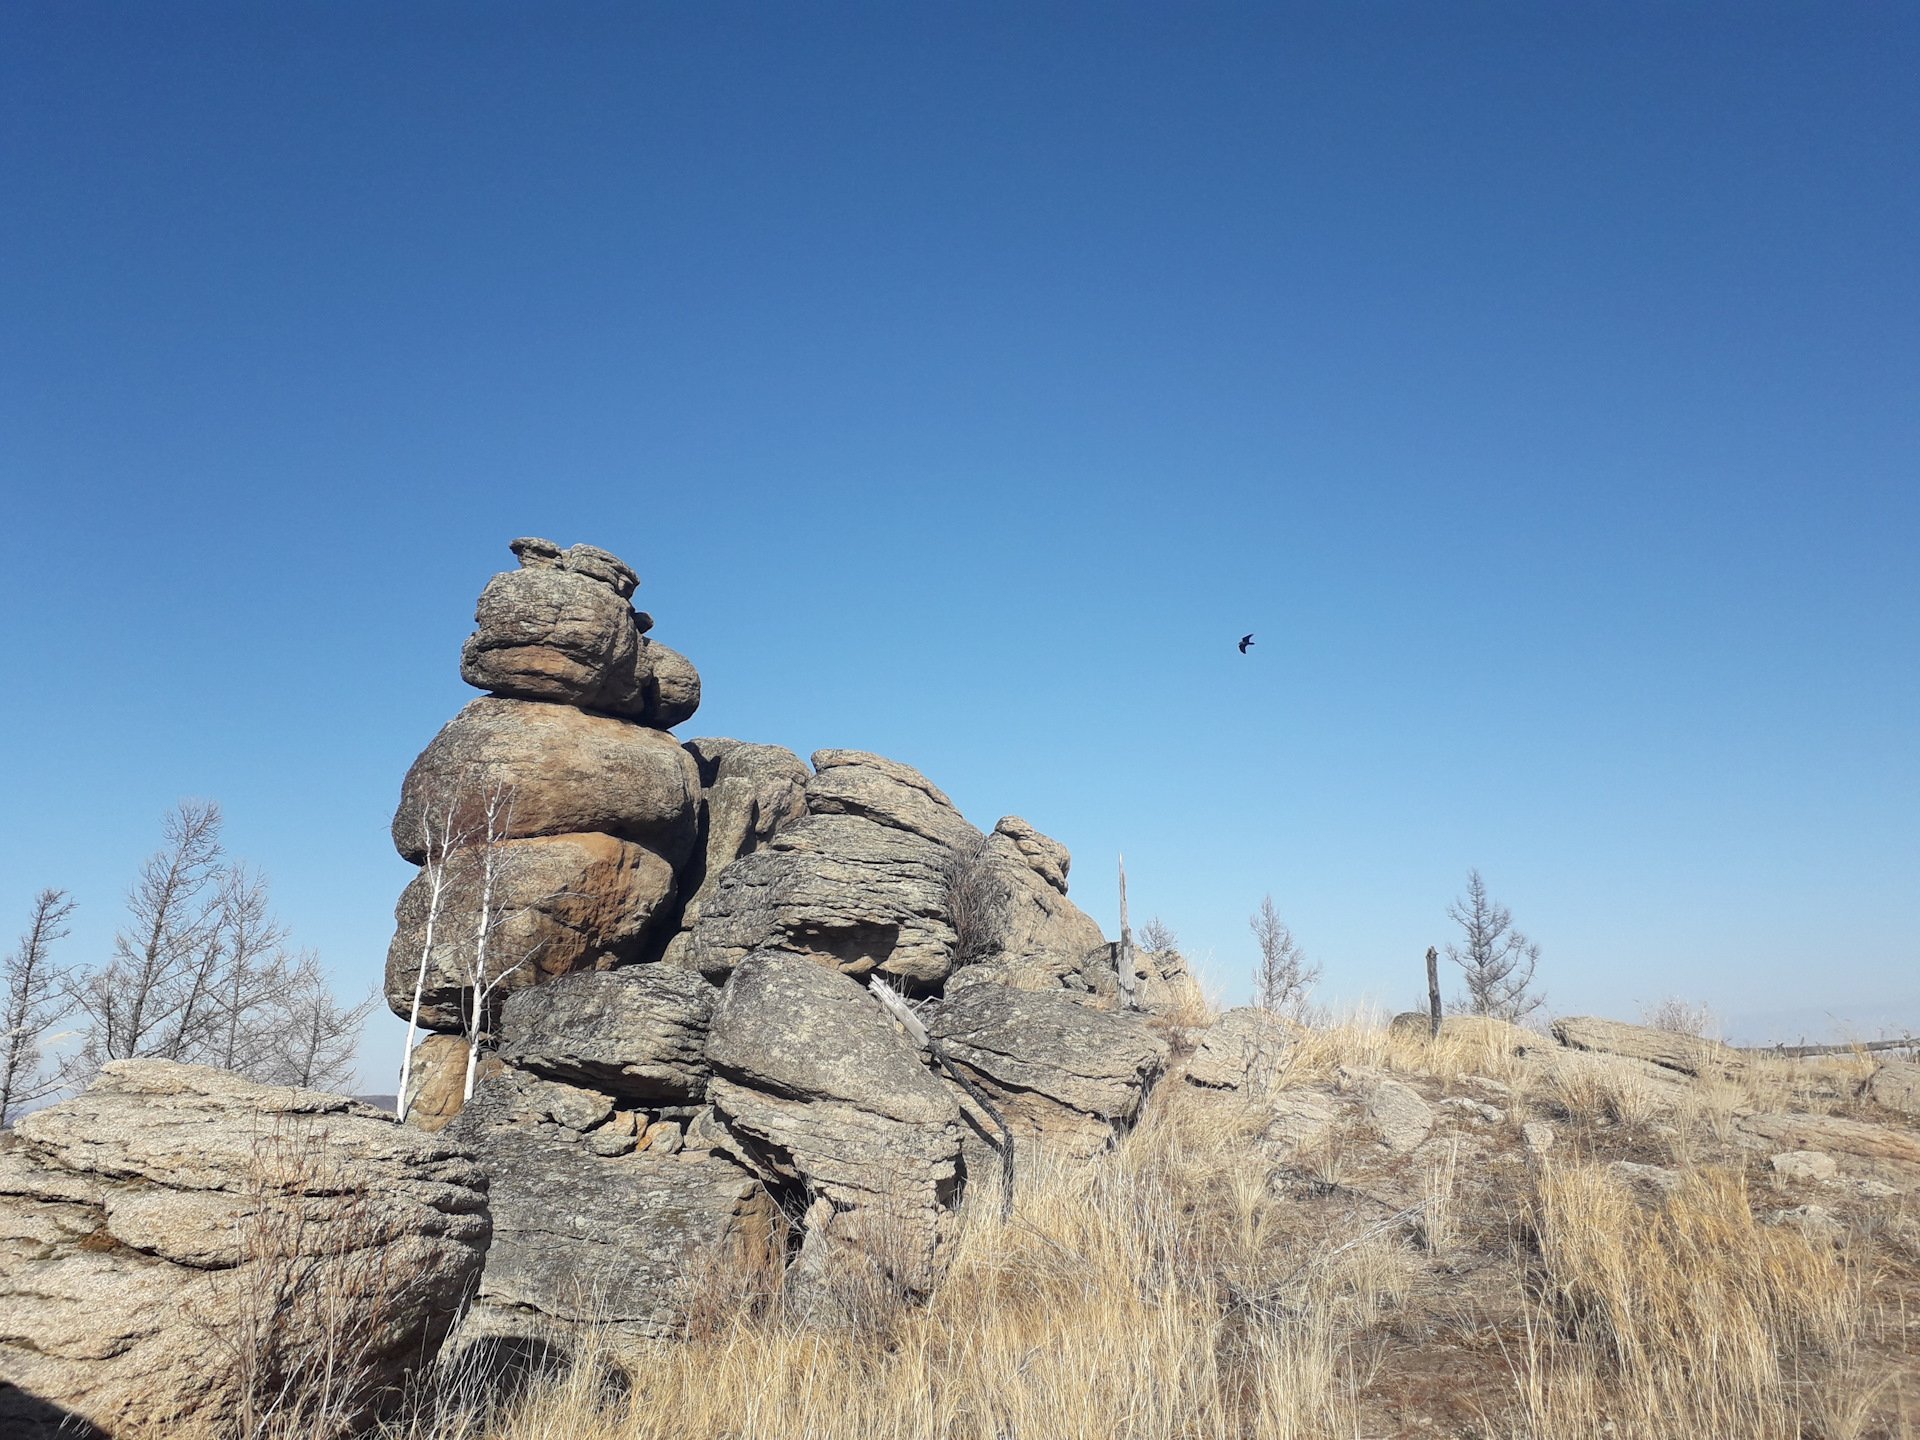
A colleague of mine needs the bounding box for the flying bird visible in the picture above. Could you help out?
[1238,633,1255,654]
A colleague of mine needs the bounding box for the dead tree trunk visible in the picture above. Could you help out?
[1426,946,1442,1040]
[1114,854,1138,1011]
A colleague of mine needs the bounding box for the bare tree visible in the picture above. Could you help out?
[269,952,378,1091]
[1139,916,1180,953]
[67,801,225,1079]
[3,889,77,1127]
[1641,996,1715,1038]
[207,865,292,1075]
[1445,869,1544,1023]
[1250,895,1319,1018]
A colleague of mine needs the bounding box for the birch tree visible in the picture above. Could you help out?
[2,889,77,1127]
[395,792,466,1120]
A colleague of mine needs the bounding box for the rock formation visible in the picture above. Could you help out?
[380,538,1192,1354]
[0,1061,489,1439]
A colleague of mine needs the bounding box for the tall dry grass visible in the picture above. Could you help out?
[1510,1161,1878,1440]
[386,1088,1408,1440]
[344,1016,1902,1440]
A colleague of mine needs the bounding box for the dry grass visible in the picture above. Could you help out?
[330,1017,1912,1439]
[1511,1162,1877,1440]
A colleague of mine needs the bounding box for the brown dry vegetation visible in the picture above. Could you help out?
[169,1016,1920,1440]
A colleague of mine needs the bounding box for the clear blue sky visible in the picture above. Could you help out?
[4,3,1915,1088]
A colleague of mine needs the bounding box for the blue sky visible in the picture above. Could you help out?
[4,3,1915,1088]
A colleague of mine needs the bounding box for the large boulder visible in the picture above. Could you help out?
[1551,1015,1744,1078]
[445,1068,781,1352]
[928,982,1168,1159]
[675,814,961,985]
[495,966,717,1104]
[1185,1007,1300,1092]
[1865,1060,1920,1120]
[639,638,702,730]
[805,749,980,850]
[400,1033,502,1133]
[385,832,677,1030]
[704,954,963,1290]
[0,1062,489,1439]
[391,697,699,866]
[677,739,811,912]
[460,563,648,716]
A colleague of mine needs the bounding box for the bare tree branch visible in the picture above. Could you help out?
[2,888,77,1126]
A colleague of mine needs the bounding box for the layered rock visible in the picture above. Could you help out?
[672,752,981,986]
[0,1062,489,1439]
[705,953,964,1290]
[496,966,715,1104]
[445,1068,779,1351]
[928,983,1168,1159]
[1551,1015,1745,1079]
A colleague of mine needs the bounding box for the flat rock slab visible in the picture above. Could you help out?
[1552,1015,1743,1078]
[929,983,1168,1159]
[497,965,717,1104]
[1740,1112,1920,1192]
[0,1062,489,1440]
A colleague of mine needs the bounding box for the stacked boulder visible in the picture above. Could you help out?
[388,539,705,1080]
[384,539,1196,1355]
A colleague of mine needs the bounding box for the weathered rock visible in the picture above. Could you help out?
[705,954,963,1289]
[392,698,699,865]
[0,1062,489,1439]
[385,832,677,1030]
[511,536,639,598]
[1390,1013,1542,1054]
[1185,1007,1299,1092]
[928,983,1168,1159]
[461,564,649,715]
[1342,1070,1434,1153]
[1523,1121,1556,1154]
[988,816,1071,893]
[806,750,980,850]
[446,1071,781,1351]
[401,1034,502,1132]
[1551,1015,1744,1078]
[677,814,960,984]
[640,638,702,730]
[678,740,810,912]
[1770,1150,1838,1183]
[496,966,717,1104]
[1865,1060,1920,1119]
[1739,1113,1920,1192]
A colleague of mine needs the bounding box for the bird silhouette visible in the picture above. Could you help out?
[1238,633,1255,654]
